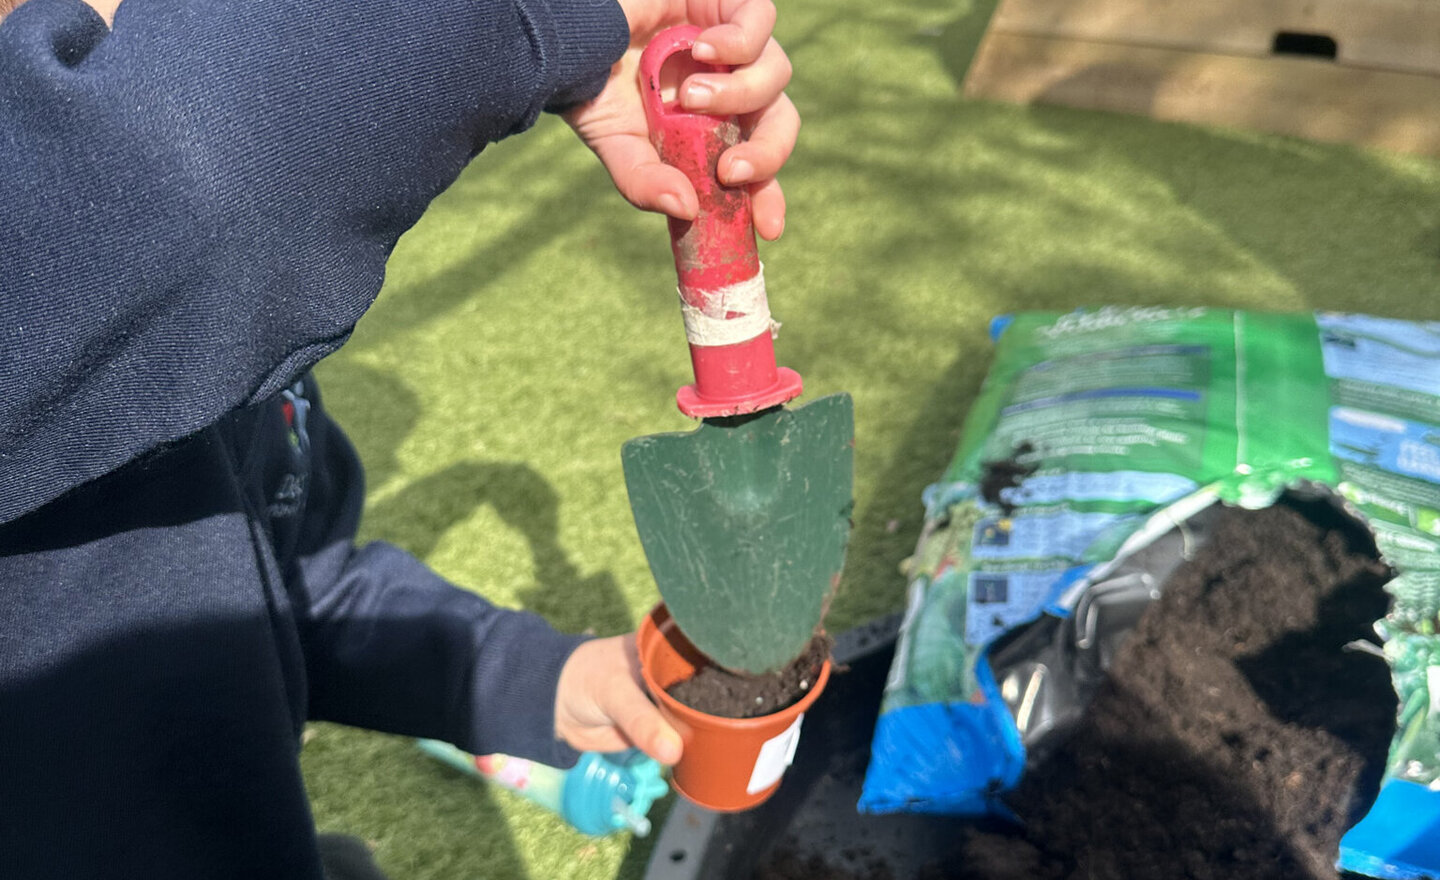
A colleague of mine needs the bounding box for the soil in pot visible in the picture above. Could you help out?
[667,633,833,719]
[751,496,1398,879]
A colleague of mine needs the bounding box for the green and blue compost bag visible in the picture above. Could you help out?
[858,308,1440,880]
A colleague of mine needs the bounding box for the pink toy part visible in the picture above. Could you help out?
[639,25,804,418]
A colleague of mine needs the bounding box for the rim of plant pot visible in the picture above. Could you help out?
[638,602,833,812]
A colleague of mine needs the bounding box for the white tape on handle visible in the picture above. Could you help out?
[679,266,779,347]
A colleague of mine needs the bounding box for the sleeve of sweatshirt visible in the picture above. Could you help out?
[0,0,628,525]
[284,380,589,767]
[300,542,591,768]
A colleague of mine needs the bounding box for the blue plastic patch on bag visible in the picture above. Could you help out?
[860,693,1024,816]
[1339,780,1440,879]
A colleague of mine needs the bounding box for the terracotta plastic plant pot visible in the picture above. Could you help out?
[637,602,832,812]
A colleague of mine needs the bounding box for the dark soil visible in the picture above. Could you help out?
[753,498,1398,879]
[979,442,1036,515]
[754,842,896,880]
[668,633,833,719]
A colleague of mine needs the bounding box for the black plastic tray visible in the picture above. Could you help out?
[643,614,976,879]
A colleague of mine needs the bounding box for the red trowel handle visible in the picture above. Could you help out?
[640,25,803,419]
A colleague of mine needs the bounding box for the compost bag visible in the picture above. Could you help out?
[858,308,1440,879]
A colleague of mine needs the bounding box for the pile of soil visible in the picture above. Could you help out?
[668,633,833,719]
[755,498,1398,879]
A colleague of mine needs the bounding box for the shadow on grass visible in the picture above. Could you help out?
[364,460,633,637]
[344,157,586,350]
[337,130,667,373]
[303,724,534,880]
[311,362,418,492]
[311,359,634,636]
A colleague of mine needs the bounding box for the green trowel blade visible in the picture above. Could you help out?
[622,393,854,675]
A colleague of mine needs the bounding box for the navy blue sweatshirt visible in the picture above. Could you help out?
[0,0,628,875]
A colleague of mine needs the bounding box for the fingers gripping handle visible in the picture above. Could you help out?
[640,27,755,293]
[640,26,802,418]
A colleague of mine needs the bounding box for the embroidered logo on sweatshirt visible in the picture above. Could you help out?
[268,380,312,519]
[280,382,311,454]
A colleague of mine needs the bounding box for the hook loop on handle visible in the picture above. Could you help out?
[640,26,802,418]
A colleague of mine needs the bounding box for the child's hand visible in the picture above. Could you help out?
[564,0,798,241]
[554,634,683,765]
[1,0,119,23]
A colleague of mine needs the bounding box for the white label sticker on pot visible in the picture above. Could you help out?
[747,713,805,795]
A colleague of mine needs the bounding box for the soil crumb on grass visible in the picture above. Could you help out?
[667,633,833,719]
[954,499,1396,880]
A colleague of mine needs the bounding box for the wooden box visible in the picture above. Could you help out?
[963,0,1440,156]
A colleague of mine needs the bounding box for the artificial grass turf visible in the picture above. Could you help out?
[298,0,1440,877]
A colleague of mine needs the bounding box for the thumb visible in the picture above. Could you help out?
[604,680,684,766]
